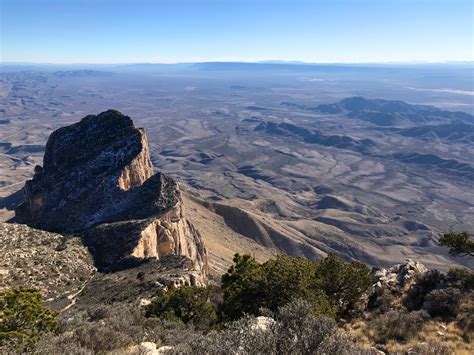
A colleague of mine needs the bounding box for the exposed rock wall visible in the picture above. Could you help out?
[117,128,153,191]
[131,203,207,272]
[14,110,207,279]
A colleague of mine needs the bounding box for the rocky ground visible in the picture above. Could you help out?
[0,222,95,310]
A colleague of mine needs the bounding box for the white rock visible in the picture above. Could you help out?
[370,346,385,354]
[251,316,275,332]
[139,298,152,307]
[157,346,174,354]
[139,341,157,354]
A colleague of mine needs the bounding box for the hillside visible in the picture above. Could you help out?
[0,223,95,311]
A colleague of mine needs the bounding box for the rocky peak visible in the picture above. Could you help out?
[14,110,207,280]
[43,110,139,172]
[16,110,154,229]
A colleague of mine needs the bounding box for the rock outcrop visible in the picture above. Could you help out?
[14,110,207,279]
[368,259,429,312]
[374,259,428,292]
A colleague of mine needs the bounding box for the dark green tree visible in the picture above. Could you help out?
[439,232,474,257]
[221,254,335,320]
[220,254,266,320]
[314,253,373,316]
[0,288,57,350]
[446,267,474,291]
[146,286,217,330]
[220,253,373,320]
[261,255,333,317]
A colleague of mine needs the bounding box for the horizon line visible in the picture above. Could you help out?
[1,59,474,66]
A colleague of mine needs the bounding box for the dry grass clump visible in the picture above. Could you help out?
[346,315,473,354]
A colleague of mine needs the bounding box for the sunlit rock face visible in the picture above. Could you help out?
[14,110,207,279]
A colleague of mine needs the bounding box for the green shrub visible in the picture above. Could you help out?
[369,310,430,343]
[439,231,474,257]
[260,255,334,318]
[220,253,372,320]
[446,268,474,291]
[146,286,218,330]
[314,253,373,317]
[220,254,266,320]
[261,255,317,309]
[220,254,335,320]
[422,287,462,320]
[0,288,57,351]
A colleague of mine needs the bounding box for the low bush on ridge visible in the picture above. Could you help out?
[145,286,218,330]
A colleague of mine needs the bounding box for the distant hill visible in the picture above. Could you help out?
[397,121,474,143]
[281,96,474,127]
[255,121,376,153]
[52,70,114,77]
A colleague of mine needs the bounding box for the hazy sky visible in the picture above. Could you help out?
[1,0,473,64]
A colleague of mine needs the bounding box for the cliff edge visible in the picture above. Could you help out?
[14,110,207,280]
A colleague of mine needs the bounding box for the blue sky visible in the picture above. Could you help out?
[1,0,473,64]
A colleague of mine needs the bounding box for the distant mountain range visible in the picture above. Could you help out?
[280,96,474,145]
[255,121,376,153]
[283,97,473,126]
[2,60,472,74]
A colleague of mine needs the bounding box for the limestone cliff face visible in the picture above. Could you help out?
[15,110,207,279]
[117,128,153,191]
[131,203,206,268]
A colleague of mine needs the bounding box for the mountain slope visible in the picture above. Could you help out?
[0,222,95,310]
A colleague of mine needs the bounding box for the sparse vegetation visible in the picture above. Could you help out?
[447,267,474,291]
[2,253,472,354]
[0,288,57,351]
[145,286,218,330]
[350,263,474,353]
[404,269,443,311]
[440,231,474,257]
[423,287,462,320]
[369,310,430,343]
[170,299,357,354]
